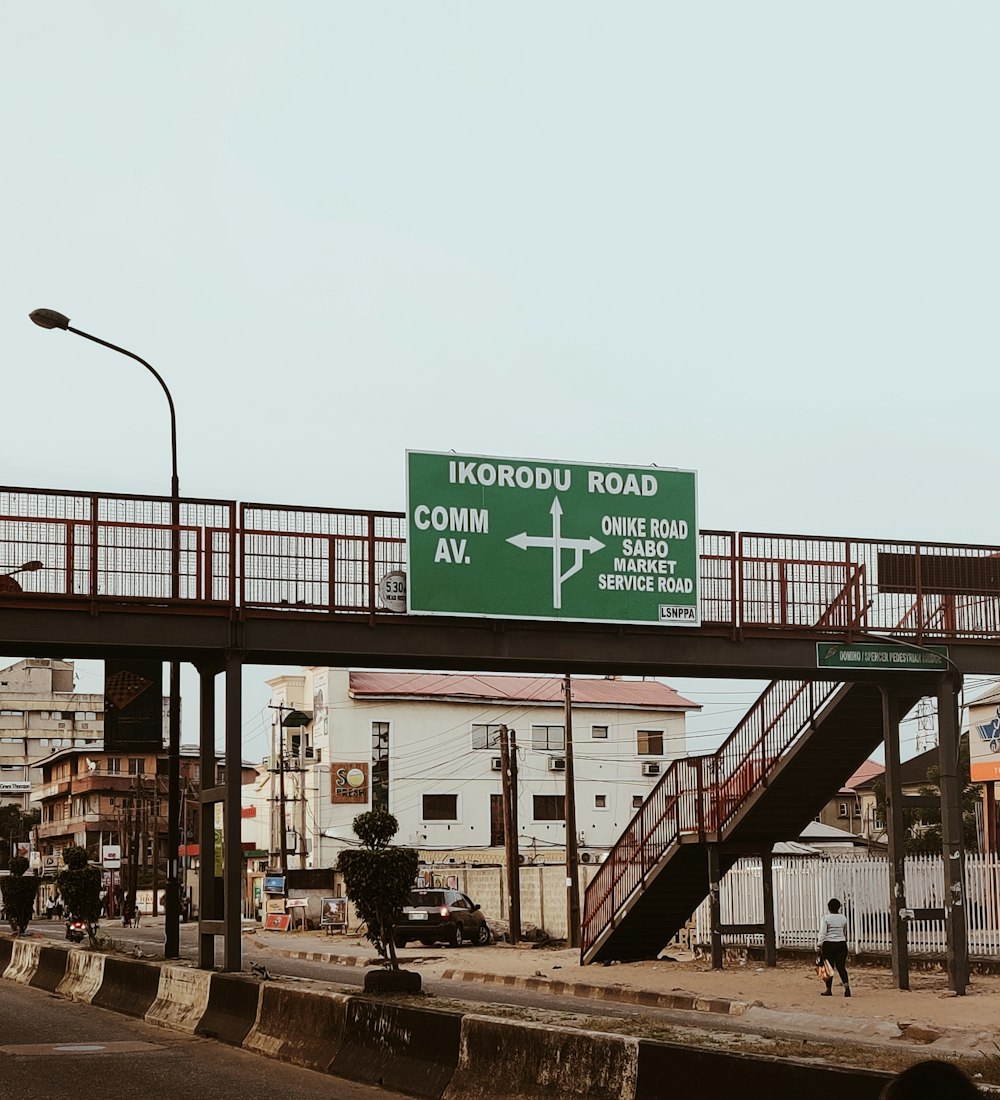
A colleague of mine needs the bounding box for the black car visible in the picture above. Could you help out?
[393,888,492,948]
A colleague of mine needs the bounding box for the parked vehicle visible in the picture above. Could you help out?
[65,917,86,943]
[393,889,492,948]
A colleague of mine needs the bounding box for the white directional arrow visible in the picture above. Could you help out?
[506,497,605,609]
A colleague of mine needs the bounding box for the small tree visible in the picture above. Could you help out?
[0,805,39,871]
[338,810,418,971]
[56,845,102,946]
[0,856,39,935]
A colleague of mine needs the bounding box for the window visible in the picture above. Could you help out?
[372,721,389,814]
[853,802,862,818]
[532,725,565,752]
[594,794,607,809]
[637,730,664,756]
[591,725,609,739]
[471,723,504,751]
[422,794,458,821]
[156,758,169,776]
[632,795,644,809]
[533,795,565,821]
[107,758,121,774]
[838,802,849,818]
[74,711,96,722]
[128,758,145,775]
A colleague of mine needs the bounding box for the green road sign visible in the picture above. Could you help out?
[406,451,699,625]
[816,642,950,671]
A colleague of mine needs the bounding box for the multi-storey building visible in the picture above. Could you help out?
[33,743,260,897]
[257,667,699,869]
[0,658,113,816]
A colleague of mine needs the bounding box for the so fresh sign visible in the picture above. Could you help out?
[406,451,699,626]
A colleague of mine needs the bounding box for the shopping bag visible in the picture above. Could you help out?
[815,956,835,980]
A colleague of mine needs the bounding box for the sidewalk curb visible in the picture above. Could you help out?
[266,946,756,1017]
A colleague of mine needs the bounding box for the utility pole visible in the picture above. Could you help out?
[498,724,521,944]
[563,674,581,949]
[277,723,288,876]
[298,765,308,870]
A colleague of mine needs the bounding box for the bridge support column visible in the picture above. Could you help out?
[761,849,776,967]
[937,674,968,995]
[882,684,909,990]
[224,653,244,972]
[197,662,220,970]
[708,845,723,970]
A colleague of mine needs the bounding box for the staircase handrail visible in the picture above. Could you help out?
[581,568,863,958]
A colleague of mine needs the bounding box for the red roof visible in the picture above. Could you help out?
[841,759,884,790]
[348,672,698,710]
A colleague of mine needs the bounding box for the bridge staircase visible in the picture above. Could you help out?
[580,676,921,963]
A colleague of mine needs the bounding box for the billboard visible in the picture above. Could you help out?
[406,451,699,625]
[104,659,163,750]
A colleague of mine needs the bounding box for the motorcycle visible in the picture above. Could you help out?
[65,917,86,943]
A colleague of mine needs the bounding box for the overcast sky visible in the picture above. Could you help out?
[4,4,997,759]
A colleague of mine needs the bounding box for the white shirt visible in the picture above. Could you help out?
[818,912,849,947]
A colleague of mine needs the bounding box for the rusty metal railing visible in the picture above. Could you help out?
[578,677,842,959]
[3,486,1000,637]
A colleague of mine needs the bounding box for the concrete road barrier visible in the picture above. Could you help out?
[0,935,13,975]
[634,1037,893,1099]
[92,957,162,1018]
[329,1000,463,1099]
[29,944,69,992]
[443,1014,639,1100]
[245,984,349,1072]
[146,965,213,1033]
[57,949,106,1003]
[196,972,262,1047]
[5,939,40,985]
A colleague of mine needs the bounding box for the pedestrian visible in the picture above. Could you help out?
[132,902,141,928]
[880,1059,979,1098]
[817,897,851,997]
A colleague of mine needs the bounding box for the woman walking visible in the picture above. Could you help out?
[818,897,851,997]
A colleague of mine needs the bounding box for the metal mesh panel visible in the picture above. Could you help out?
[0,489,234,603]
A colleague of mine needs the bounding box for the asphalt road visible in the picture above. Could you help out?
[0,978,412,1100]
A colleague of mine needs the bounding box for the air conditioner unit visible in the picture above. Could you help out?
[303,747,316,762]
[548,756,566,772]
[641,762,661,777]
[490,757,503,772]
[580,849,601,864]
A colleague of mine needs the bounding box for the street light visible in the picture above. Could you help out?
[29,308,184,960]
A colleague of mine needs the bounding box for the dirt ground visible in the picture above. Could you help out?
[267,928,1000,1047]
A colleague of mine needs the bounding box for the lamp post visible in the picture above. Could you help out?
[29,308,184,959]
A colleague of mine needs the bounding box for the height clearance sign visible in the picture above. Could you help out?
[406,451,699,626]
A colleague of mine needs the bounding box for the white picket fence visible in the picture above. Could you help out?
[693,854,1000,956]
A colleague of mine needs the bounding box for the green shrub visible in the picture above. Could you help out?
[1,856,39,935]
[338,811,418,970]
[56,845,102,946]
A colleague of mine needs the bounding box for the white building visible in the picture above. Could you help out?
[257,667,699,869]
